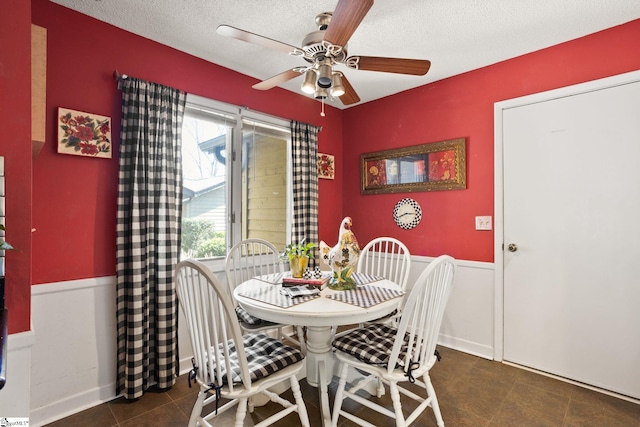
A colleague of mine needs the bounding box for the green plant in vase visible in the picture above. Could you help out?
[284,240,317,278]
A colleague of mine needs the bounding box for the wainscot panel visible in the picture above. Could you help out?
[0,330,35,418]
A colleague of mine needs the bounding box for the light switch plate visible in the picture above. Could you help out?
[475,216,492,230]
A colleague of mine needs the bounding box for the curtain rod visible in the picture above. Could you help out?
[114,72,322,131]
[113,69,128,81]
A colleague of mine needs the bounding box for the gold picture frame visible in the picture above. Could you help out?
[361,138,466,194]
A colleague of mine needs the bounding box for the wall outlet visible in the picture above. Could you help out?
[475,216,492,230]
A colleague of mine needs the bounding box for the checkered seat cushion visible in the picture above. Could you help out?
[211,333,304,384]
[332,324,410,368]
[235,306,275,326]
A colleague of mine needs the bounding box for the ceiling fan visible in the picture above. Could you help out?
[216,0,431,107]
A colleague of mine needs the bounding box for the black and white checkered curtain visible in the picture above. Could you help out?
[116,77,186,399]
[291,121,320,264]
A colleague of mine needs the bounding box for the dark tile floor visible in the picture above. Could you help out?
[45,346,640,427]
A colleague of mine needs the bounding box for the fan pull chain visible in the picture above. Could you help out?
[321,97,326,117]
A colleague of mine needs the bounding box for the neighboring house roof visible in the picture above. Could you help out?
[198,134,225,153]
[183,176,225,200]
[199,134,227,165]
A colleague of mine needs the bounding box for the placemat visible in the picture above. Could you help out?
[351,273,384,285]
[254,272,285,285]
[238,285,319,308]
[326,285,405,308]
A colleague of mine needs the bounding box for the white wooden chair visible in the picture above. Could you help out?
[358,237,411,291]
[175,258,310,427]
[332,237,411,342]
[341,236,413,397]
[225,238,306,354]
[358,237,411,324]
[331,255,456,427]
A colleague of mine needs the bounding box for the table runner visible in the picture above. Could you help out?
[238,285,319,308]
[326,285,405,308]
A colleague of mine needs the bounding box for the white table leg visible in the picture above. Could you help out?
[304,326,334,386]
[317,359,332,427]
[304,326,334,427]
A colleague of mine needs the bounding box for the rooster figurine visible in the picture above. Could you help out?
[319,216,361,290]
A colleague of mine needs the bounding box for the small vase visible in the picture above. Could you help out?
[289,255,309,278]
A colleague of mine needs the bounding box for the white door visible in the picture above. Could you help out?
[501,74,640,399]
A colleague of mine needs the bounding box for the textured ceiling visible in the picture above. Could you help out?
[52,0,640,109]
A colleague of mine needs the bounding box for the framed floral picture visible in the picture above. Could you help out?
[317,153,335,179]
[57,107,112,158]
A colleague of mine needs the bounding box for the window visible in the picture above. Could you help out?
[180,95,291,259]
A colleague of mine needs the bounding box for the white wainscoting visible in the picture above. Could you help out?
[0,330,35,418]
[30,277,118,426]
[28,256,493,425]
[410,256,495,359]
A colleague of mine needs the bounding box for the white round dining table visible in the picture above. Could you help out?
[234,277,402,427]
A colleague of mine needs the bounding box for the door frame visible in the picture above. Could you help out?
[492,69,640,361]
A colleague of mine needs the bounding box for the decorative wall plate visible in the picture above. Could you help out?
[393,198,422,229]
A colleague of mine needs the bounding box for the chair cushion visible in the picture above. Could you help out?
[235,306,263,325]
[215,334,304,384]
[332,324,409,368]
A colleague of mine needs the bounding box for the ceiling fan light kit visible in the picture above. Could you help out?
[216,0,431,113]
[317,60,333,88]
[330,72,345,97]
[314,86,329,100]
[301,70,317,94]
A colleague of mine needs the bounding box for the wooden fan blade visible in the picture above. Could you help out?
[348,56,431,75]
[339,74,360,105]
[323,0,373,47]
[252,69,301,90]
[217,25,304,56]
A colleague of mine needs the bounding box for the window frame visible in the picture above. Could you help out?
[184,94,292,258]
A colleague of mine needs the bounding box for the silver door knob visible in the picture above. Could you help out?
[507,243,518,252]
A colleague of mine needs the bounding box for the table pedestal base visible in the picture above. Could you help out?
[305,325,334,427]
[304,326,335,386]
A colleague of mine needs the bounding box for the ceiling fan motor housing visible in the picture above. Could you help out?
[301,13,347,64]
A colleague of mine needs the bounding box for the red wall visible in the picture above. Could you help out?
[343,19,640,262]
[0,0,33,333]
[12,1,640,336]
[30,0,344,290]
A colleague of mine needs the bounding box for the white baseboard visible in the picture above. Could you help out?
[30,382,117,427]
[438,333,494,360]
[0,330,35,419]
